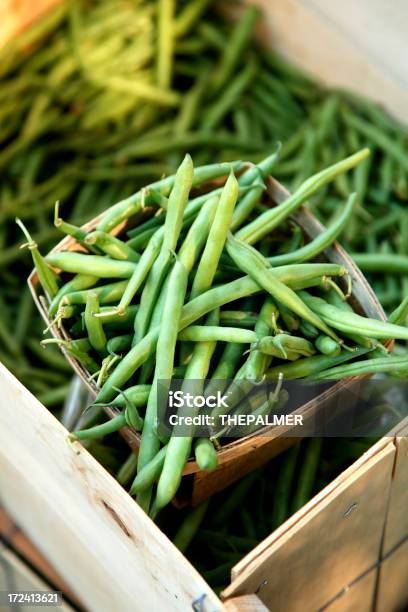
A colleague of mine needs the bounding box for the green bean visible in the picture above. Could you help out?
[137,258,188,510]
[196,529,257,552]
[343,112,408,172]
[232,107,251,141]
[299,321,319,339]
[157,0,175,89]
[15,289,34,345]
[106,334,133,356]
[117,452,139,487]
[220,314,258,328]
[173,500,209,554]
[278,303,300,332]
[46,252,138,278]
[0,315,23,360]
[134,154,193,341]
[85,230,140,263]
[231,149,281,231]
[178,326,255,343]
[205,342,245,396]
[210,5,259,94]
[268,193,358,266]
[70,410,140,441]
[174,0,211,37]
[236,149,370,244]
[291,438,322,512]
[84,292,106,354]
[226,234,340,341]
[202,59,257,131]
[363,208,402,239]
[277,225,303,255]
[178,195,218,273]
[299,291,408,340]
[352,253,408,274]
[104,384,151,409]
[315,335,341,356]
[63,280,128,306]
[257,334,315,358]
[53,201,90,249]
[16,218,59,297]
[311,355,408,380]
[126,218,163,247]
[271,444,301,529]
[138,282,170,384]
[389,296,408,325]
[197,21,225,50]
[129,445,168,495]
[265,347,370,380]
[194,438,218,472]
[49,274,99,316]
[191,171,238,298]
[259,69,303,119]
[244,298,277,380]
[211,472,259,528]
[117,230,163,314]
[324,289,379,350]
[226,385,289,438]
[240,507,258,540]
[156,309,218,509]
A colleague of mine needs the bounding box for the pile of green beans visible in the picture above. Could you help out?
[1,0,408,411]
[22,149,408,516]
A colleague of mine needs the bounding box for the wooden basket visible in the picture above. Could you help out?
[28,174,389,506]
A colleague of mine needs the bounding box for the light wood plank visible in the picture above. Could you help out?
[382,421,408,555]
[0,363,222,612]
[377,539,408,612]
[224,594,269,612]
[248,0,408,125]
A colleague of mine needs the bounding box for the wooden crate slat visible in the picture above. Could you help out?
[250,0,408,124]
[224,595,269,612]
[0,363,222,612]
[221,443,395,612]
[376,539,408,612]
[382,420,408,555]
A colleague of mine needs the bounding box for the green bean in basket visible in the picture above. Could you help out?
[20,149,407,517]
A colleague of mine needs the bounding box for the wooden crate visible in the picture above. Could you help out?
[1,0,408,610]
[1,362,407,611]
